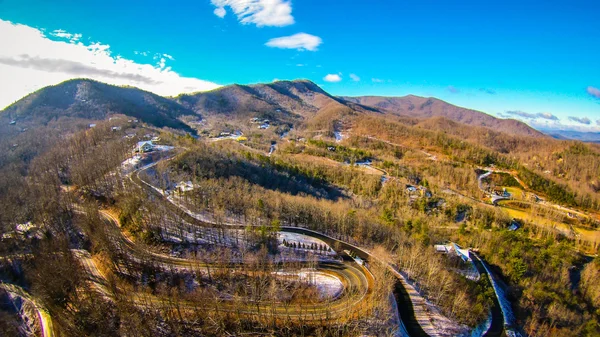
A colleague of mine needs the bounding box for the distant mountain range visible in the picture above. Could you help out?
[542,129,600,143]
[1,78,545,140]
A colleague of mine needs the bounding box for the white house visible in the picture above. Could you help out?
[175,181,195,192]
[136,141,154,153]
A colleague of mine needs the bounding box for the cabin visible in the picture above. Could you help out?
[151,136,161,142]
[136,141,154,153]
[111,126,121,131]
[9,120,16,125]
[258,123,270,129]
[176,181,194,192]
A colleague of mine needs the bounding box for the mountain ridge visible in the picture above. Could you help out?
[2,78,543,139]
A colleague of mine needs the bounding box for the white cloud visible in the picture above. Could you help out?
[324,74,341,83]
[50,29,82,43]
[265,33,322,51]
[211,0,294,27]
[349,73,360,82]
[372,78,384,83]
[0,20,220,109]
[214,6,227,18]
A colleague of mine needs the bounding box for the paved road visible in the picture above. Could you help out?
[0,283,55,337]
[130,150,469,336]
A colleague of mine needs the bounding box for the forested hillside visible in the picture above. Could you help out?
[1,78,599,337]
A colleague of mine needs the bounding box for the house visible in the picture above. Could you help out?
[9,120,16,125]
[406,185,417,193]
[258,123,270,129]
[89,123,96,128]
[452,243,472,262]
[175,181,194,192]
[219,132,231,137]
[136,141,154,153]
[16,221,36,234]
[111,126,121,131]
[251,117,261,123]
[435,244,453,253]
[151,136,161,142]
[508,220,521,231]
[327,146,336,151]
[236,136,248,142]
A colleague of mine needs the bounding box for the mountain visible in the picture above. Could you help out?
[543,129,600,143]
[341,95,543,138]
[1,79,196,133]
[2,78,544,141]
[175,80,374,126]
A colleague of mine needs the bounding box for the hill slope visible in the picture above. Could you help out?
[341,95,543,138]
[1,79,196,133]
[175,80,371,126]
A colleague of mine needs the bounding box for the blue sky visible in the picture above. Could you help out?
[1,0,599,130]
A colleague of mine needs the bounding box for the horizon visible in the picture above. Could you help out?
[1,0,599,132]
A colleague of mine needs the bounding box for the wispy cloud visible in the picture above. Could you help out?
[505,110,559,120]
[372,78,384,83]
[0,19,220,109]
[479,88,496,95]
[323,74,341,82]
[568,116,591,125]
[537,112,559,121]
[265,33,322,51]
[587,86,600,99]
[447,85,460,94]
[349,73,360,82]
[211,0,294,27]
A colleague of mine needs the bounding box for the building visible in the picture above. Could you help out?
[136,141,154,153]
[175,181,194,192]
[9,120,16,125]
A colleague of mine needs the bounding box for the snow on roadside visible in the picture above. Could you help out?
[121,155,141,173]
[275,270,344,299]
[278,232,336,256]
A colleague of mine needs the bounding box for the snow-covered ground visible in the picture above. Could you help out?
[274,270,344,299]
[299,270,344,299]
[278,232,337,257]
[154,145,175,151]
[121,155,142,173]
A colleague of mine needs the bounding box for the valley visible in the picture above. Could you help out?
[0,79,599,337]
